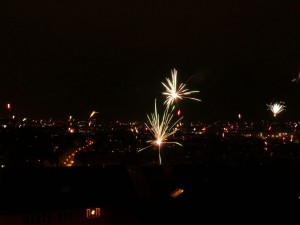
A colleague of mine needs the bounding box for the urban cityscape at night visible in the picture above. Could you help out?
[1,0,300,224]
[0,114,300,168]
[1,111,300,224]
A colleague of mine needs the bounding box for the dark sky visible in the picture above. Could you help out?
[0,0,299,122]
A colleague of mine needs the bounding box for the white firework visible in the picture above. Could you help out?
[138,99,183,165]
[267,101,286,117]
[162,69,201,106]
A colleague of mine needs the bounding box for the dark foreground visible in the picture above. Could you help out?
[1,164,300,224]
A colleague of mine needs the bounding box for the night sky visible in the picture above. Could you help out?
[0,1,299,122]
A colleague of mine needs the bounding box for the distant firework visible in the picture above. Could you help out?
[88,111,99,127]
[267,101,286,117]
[89,111,98,118]
[138,99,182,165]
[162,69,201,106]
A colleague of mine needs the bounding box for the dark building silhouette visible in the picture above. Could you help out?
[1,164,300,225]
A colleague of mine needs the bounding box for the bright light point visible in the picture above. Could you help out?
[156,139,162,145]
[68,128,74,133]
[91,210,95,215]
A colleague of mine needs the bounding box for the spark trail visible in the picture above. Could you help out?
[138,99,183,165]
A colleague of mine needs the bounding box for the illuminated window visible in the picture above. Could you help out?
[86,208,101,219]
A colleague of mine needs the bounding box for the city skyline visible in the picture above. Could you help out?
[0,1,299,121]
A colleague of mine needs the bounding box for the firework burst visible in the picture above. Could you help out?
[162,69,201,106]
[138,99,183,165]
[267,101,286,117]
